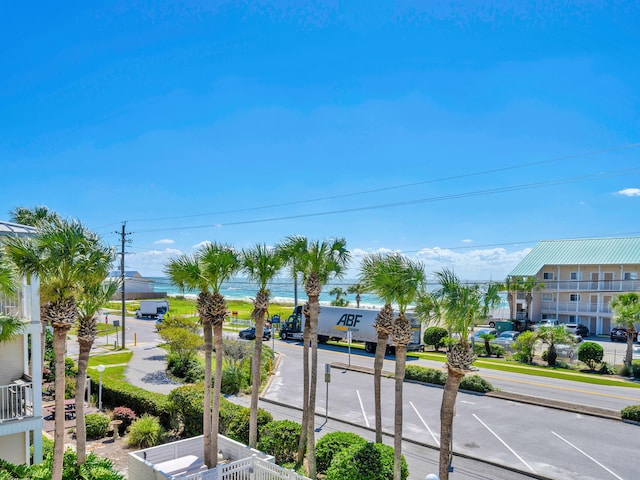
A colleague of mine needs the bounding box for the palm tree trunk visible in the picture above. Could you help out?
[439,367,464,480]
[202,321,213,467]
[211,321,224,468]
[307,297,319,479]
[373,331,388,443]
[75,337,92,465]
[393,345,407,480]
[249,310,265,448]
[52,327,68,480]
[296,313,310,464]
[626,328,636,366]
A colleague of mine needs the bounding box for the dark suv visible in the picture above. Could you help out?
[610,327,637,342]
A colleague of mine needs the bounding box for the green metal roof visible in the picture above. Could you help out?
[509,237,640,276]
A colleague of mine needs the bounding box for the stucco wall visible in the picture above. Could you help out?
[0,432,27,464]
[0,336,24,385]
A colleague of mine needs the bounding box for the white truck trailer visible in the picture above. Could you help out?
[279,305,423,353]
[135,300,170,320]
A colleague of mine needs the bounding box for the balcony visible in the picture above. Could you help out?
[540,301,612,316]
[128,434,310,480]
[543,279,640,292]
[0,380,34,423]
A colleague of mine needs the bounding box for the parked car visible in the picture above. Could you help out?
[470,328,497,341]
[490,330,521,348]
[610,327,638,342]
[238,326,271,341]
[565,323,589,337]
[633,345,640,361]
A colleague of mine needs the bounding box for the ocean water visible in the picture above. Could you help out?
[149,276,509,314]
[149,277,386,308]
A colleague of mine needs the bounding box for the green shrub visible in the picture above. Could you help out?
[490,344,505,357]
[632,360,640,379]
[64,376,76,399]
[65,357,78,377]
[577,342,604,369]
[326,442,408,480]
[598,362,616,375]
[405,365,446,385]
[227,406,273,445]
[168,384,205,437]
[621,404,640,422]
[460,375,494,393]
[128,414,164,448]
[316,431,367,474]
[512,331,535,363]
[88,370,171,429]
[167,353,204,381]
[221,359,249,394]
[85,412,111,439]
[219,397,245,436]
[423,327,448,351]
[257,420,301,464]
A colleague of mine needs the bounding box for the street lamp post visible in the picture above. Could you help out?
[97,364,105,411]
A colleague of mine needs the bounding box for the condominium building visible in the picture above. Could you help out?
[0,221,43,465]
[508,237,640,335]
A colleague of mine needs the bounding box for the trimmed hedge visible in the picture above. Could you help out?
[326,442,408,480]
[257,420,301,464]
[621,404,640,422]
[88,369,171,429]
[405,365,494,393]
[423,326,448,351]
[85,412,111,439]
[316,431,367,474]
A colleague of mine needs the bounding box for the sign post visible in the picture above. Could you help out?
[347,330,352,366]
[324,363,331,422]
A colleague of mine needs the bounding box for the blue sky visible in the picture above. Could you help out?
[2,1,639,280]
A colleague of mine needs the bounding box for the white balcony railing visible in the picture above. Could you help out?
[540,301,612,315]
[543,279,640,292]
[0,380,34,423]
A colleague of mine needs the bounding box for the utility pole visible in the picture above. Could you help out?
[118,223,132,349]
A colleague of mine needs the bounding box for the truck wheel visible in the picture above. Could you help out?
[281,331,288,341]
[135,313,140,319]
[365,342,376,354]
[488,321,495,328]
[318,336,329,344]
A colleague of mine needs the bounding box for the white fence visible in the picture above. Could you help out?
[129,434,309,480]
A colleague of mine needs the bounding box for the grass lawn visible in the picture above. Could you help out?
[88,352,133,367]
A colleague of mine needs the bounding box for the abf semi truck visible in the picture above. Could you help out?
[278,305,423,353]
[135,300,170,320]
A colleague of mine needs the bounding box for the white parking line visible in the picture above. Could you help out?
[473,414,536,473]
[409,401,439,446]
[551,431,623,480]
[355,390,370,428]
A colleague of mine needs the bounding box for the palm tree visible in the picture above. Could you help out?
[387,256,424,480]
[347,282,366,308]
[4,217,106,480]
[329,286,349,306]
[165,243,239,468]
[358,253,398,443]
[536,325,575,367]
[417,268,489,480]
[10,205,60,227]
[297,238,350,478]
[521,276,544,328]
[241,244,284,448]
[276,235,310,463]
[75,278,119,464]
[0,249,24,343]
[611,292,640,367]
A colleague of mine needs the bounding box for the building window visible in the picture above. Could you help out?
[570,272,580,280]
[543,272,554,280]
[624,272,638,280]
[570,294,581,302]
[569,315,577,322]
[542,293,553,301]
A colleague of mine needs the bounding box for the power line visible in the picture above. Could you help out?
[125,142,640,224]
[133,167,640,233]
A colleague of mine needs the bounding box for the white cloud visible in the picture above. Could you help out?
[126,248,183,276]
[346,245,531,281]
[192,240,212,249]
[617,188,640,197]
[462,239,473,243]
[154,239,175,245]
